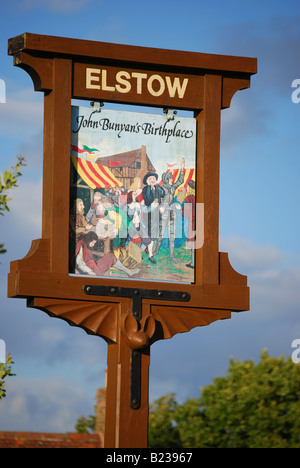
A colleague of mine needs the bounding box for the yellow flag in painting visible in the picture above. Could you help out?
[71,155,122,189]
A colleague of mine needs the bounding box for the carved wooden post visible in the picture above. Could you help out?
[104,302,151,448]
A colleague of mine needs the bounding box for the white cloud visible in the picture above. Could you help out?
[0,88,43,140]
[220,235,300,324]
[6,177,42,239]
[220,234,283,274]
[0,377,93,432]
[251,265,300,314]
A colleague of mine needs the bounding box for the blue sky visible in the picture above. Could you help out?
[0,0,300,432]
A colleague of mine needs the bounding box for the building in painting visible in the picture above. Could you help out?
[96,145,156,189]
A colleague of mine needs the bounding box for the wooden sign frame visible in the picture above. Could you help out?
[7,33,256,448]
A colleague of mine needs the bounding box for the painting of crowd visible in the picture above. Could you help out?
[69,157,196,281]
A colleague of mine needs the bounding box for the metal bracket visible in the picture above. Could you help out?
[163,108,177,121]
[90,101,104,113]
[84,285,190,409]
[84,285,190,321]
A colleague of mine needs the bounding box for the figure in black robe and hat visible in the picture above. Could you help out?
[142,172,165,263]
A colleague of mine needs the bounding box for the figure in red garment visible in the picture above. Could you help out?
[75,231,139,277]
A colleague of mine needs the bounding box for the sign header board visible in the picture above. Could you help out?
[73,63,203,109]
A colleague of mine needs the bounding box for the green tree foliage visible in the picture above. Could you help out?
[148,394,181,448]
[0,354,15,400]
[148,350,300,448]
[0,156,26,254]
[0,157,23,391]
[75,415,96,434]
